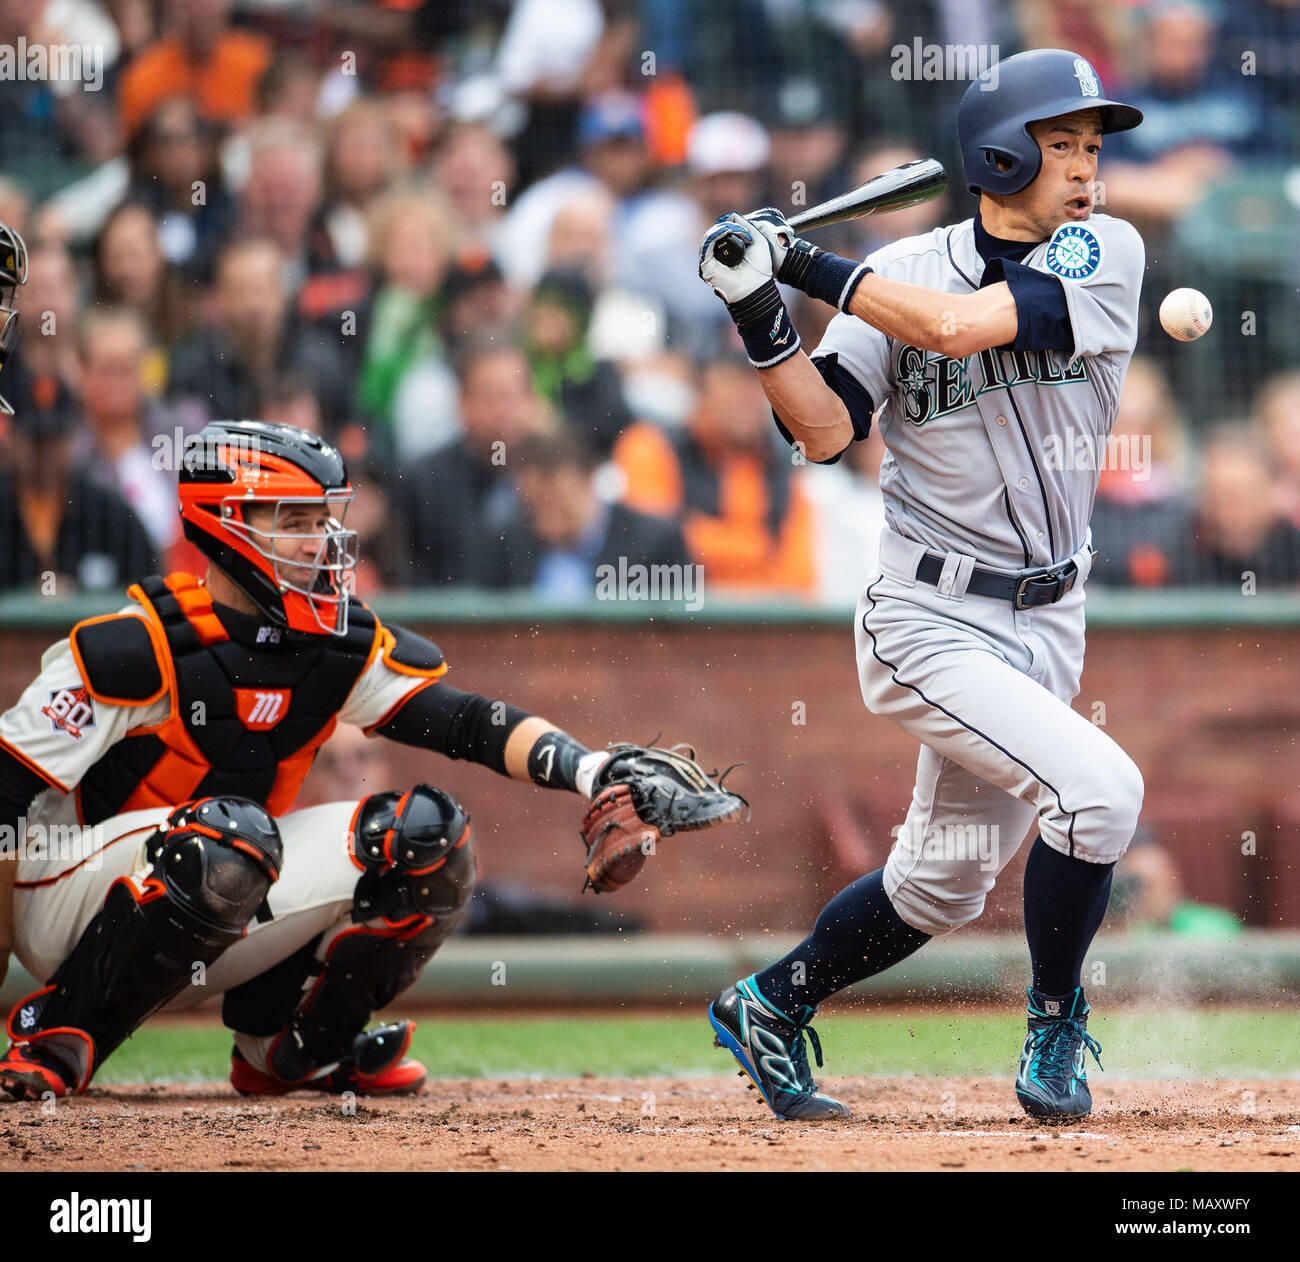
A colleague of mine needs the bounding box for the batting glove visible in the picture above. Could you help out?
[748,208,873,312]
[698,213,774,304]
[698,213,801,369]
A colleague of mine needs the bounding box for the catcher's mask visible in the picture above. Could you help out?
[179,420,359,636]
[0,221,29,417]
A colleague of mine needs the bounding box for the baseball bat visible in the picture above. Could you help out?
[710,158,947,266]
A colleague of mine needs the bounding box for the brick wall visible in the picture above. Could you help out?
[3,620,1295,930]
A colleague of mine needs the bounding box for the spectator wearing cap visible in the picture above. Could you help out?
[118,0,272,140]
[487,430,690,597]
[0,361,156,595]
[166,238,353,434]
[1088,357,1193,588]
[496,91,654,293]
[765,78,852,216]
[615,111,771,358]
[614,353,816,595]
[525,268,631,457]
[440,250,517,347]
[396,332,546,586]
[1172,424,1300,586]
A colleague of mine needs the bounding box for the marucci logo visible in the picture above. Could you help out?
[234,687,290,731]
[49,1195,151,1243]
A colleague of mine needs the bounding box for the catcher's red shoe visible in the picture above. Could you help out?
[230,1021,427,1097]
[0,1043,74,1101]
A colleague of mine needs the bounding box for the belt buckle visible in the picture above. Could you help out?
[1014,562,1076,610]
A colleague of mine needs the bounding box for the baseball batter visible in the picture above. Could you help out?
[699,49,1146,1121]
[0,409,742,1102]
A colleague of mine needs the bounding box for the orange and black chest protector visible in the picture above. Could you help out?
[70,573,381,825]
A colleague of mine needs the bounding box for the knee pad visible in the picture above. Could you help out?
[8,796,282,1088]
[148,796,283,934]
[225,786,474,1082]
[350,783,476,924]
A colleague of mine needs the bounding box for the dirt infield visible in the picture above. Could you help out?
[1,1077,1296,1171]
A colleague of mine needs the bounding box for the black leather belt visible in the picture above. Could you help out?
[914,553,1080,609]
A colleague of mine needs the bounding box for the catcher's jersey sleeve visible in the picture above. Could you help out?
[0,630,169,793]
[338,620,449,732]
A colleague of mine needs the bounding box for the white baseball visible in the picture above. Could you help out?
[1159,288,1213,342]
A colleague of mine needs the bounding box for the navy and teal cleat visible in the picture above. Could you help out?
[1015,985,1103,1120]
[709,975,850,1121]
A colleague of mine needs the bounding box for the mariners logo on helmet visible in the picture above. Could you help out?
[1045,224,1103,281]
[1073,58,1100,98]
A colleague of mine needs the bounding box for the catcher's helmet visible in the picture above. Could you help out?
[179,420,359,636]
[958,49,1142,196]
[0,221,29,417]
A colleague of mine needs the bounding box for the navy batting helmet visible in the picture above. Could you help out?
[958,49,1142,196]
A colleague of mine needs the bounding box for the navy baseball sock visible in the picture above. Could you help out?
[1022,835,1115,996]
[754,869,931,1014]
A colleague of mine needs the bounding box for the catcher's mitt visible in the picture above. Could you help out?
[580,744,748,893]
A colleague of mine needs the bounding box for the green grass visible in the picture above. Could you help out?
[97,1008,1300,1084]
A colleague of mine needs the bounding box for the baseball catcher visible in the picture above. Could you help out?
[0,410,743,1102]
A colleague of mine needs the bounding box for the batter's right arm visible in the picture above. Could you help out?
[759,353,855,464]
[698,214,856,463]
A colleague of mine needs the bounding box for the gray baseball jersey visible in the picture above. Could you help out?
[814,213,1144,569]
[809,211,1147,933]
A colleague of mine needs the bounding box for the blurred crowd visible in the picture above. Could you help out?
[1,0,1298,604]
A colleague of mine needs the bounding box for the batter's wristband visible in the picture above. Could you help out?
[803,253,873,311]
[728,279,801,369]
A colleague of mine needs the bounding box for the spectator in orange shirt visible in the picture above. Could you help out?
[614,353,816,596]
[119,0,272,139]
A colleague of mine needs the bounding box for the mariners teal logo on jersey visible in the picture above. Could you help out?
[895,343,1089,425]
[1045,224,1103,280]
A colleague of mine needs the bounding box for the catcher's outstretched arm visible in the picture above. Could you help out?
[373,682,605,794]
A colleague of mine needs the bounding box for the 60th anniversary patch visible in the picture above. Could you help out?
[1045,223,1103,280]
